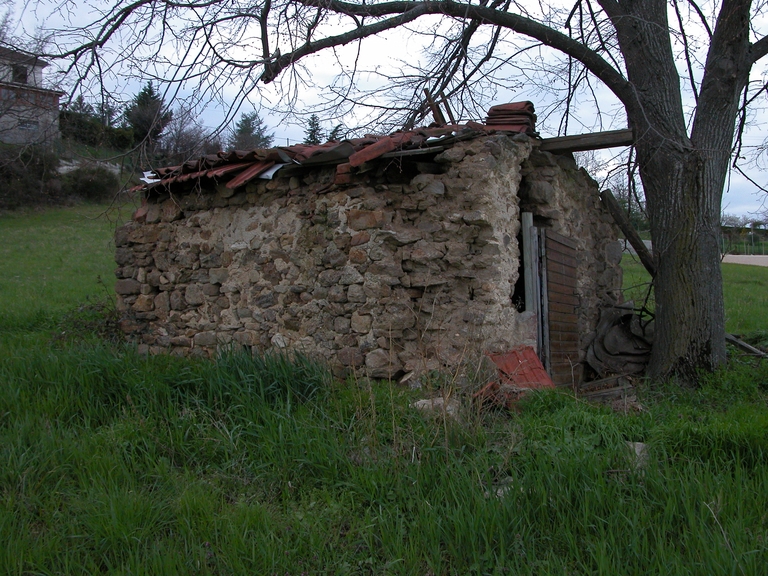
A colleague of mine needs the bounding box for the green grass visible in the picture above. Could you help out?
[620,256,654,311]
[621,254,768,334]
[1,345,767,574]
[0,203,129,329]
[0,205,766,574]
[722,264,768,334]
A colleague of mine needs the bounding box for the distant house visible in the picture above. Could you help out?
[0,47,62,145]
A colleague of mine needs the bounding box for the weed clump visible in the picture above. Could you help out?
[52,293,123,346]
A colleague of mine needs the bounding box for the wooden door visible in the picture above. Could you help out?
[541,230,581,386]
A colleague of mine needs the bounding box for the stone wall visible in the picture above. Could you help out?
[115,134,621,381]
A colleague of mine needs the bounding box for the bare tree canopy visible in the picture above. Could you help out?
[40,0,768,381]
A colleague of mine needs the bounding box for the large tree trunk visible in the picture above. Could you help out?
[608,0,753,380]
[640,146,727,378]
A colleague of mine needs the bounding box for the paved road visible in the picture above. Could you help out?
[721,255,768,267]
[623,240,768,267]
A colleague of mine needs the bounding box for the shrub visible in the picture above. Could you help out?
[60,110,134,151]
[0,145,61,209]
[61,162,120,202]
[52,294,124,347]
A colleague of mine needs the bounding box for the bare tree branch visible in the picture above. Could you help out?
[261,4,431,82]
[685,0,713,39]
[278,0,633,106]
[672,0,699,103]
[751,34,768,62]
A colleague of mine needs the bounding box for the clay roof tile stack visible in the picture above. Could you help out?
[484,101,537,133]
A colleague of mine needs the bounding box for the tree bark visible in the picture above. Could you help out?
[606,0,754,379]
[641,147,727,378]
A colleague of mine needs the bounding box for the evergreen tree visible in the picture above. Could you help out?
[328,124,344,141]
[60,95,101,145]
[97,100,119,128]
[228,112,274,150]
[303,114,324,145]
[69,95,95,117]
[124,82,173,145]
[60,95,132,150]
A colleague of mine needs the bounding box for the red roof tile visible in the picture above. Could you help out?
[136,102,538,193]
[224,160,276,189]
[489,347,555,389]
[487,101,535,114]
[205,161,256,178]
[348,134,399,167]
[473,345,555,410]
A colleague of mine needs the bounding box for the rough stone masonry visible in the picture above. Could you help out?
[115,133,623,382]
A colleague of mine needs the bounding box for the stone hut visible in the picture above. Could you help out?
[115,106,623,385]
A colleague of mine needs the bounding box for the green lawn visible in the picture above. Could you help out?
[621,254,768,334]
[0,203,128,325]
[0,206,766,574]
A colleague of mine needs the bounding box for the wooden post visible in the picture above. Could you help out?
[725,334,768,358]
[522,212,544,358]
[600,189,656,277]
[538,129,634,152]
[439,92,457,125]
[522,213,536,313]
[539,228,550,373]
[423,89,447,126]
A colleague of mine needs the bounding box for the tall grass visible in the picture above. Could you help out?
[1,342,767,574]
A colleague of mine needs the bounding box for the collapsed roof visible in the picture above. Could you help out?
[139,102,538,193]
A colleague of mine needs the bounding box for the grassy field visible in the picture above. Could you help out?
[1,205,767,574]
[621,254,768,335]
[0,203,129,324]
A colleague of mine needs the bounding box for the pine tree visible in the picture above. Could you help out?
[328,124,344,141]
[228,112,274,150]
[60,95,101,145]
[124,82,173,145]
[97,100,118,128]
[303,114,324,145]
[69,95,95,117]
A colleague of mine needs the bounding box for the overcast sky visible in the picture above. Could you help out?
[11,0,768,217]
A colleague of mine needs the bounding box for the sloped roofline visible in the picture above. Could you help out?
[139,102,539,193]
[0,46,50,68]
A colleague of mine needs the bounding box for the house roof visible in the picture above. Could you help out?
[0,46,49,68]
[139,101,538,193]
[0,81,64,98]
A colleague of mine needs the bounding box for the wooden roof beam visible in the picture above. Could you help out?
[538,129,634,153]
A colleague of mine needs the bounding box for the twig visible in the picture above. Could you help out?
[725,334,768,359]
[704,501,745,576]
